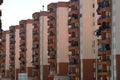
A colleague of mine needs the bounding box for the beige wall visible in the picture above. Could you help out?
[40,15,49,65]
[5,33,10,71]
[15,29,20,69]
[115,0,120,54]
[56,7,69,63]
[81,0,98,59]
[26,23,33,67]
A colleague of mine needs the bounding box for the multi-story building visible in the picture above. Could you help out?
[47,2,69,80]
[0,31,6,78]
[19,19,33,78]
[96,0,120,80]
[68,0,98,80]
[32,12,40,80]
[32,11,49,80]
[9,26,16,80]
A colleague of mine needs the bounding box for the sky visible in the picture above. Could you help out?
[0,0,69,30]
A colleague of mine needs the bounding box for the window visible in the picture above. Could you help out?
[92,13,95,17]
[93,3,95,8]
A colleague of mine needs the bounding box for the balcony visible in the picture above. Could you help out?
[98,70,111,77]
[98,50,111,56]
[20,33,26,37]
[68,17,79,25]
[98,39,111,44]
[69,54,79,59]
[69,10,79,17]
[48,33,56,40]
[48,12,56,17]
[69,35,79,42]
[19,30,26,34]
[48,56,56,63]
[97,1,111,12]
[69,26,79,34]
[70,0,79,6]
[98,60,111,65]
[69,41,79,50]
[48,26,56,32]
[98,16,111,25]
[69,58,79,67]
[48,19,56,25]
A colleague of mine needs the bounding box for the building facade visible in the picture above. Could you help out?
[96,0,120,80]
[19,19,33,78]
[32,12,41,80]
[68,0,98,80]
[47,2,69,80]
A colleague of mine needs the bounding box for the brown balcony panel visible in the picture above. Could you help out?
[98,17,111,25]
[10,49,15,52]
[9,55,15,58]
[69,46,79,51]
[20,46,26,49]
[9,61,15,64]
[10,44,15,47]
[48,36,56,40]
[20,39,26,43]
[98,50,111,56]
[33,41,39,45]
[101,28,111,34]
[48,20,56,25]
[69,28,79,34]
[33,35,39,38]
[69,37,79,42]
[20,52,26,55]
[48,43,56,48]
[69,19,79,25]
[98,72,111,77]
[98,61,111,65]
[100,7,111,14]
[70,1,79,6]
[69,73,79,77]
[48,58,56,63]
[69,55,79,59]
[10,38,15,41]
[20,58,26,61]
[48,27,56,32]
[98,39,111,44]
[20,34,26,37]
[69,64,79,68]
[48,51,56,56]
[33,62,40,65]
[69,10,79,17]
[33,21,40,25]
[33,28,39,32]
[48,12,56,17]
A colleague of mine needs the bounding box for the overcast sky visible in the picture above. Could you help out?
[1,0,69,30]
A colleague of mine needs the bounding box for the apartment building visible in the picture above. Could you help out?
[68,0,98,80]
[3,30,10,78]
[32,11,49,80]
[0,31,6,78]
[19,19,33,78]
[32,12,40,80]
[96,0,120,80]
[47,2,69,80]
[9,26,16,80]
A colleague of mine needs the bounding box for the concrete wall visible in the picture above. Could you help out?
[26,23,33,67]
